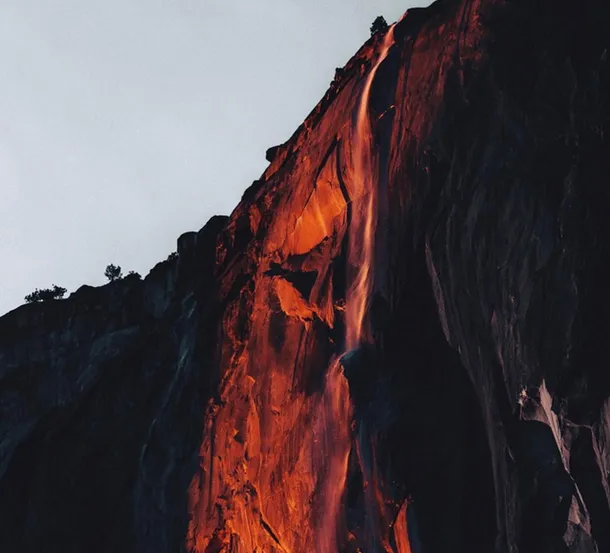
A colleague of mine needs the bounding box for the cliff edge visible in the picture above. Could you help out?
[2,1,610,552]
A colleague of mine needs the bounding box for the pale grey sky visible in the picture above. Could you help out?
[1,0,427,316]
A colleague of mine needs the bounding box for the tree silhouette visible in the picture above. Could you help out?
[104,264,123,282]
[24,285,67,303]
[370,16,389,36]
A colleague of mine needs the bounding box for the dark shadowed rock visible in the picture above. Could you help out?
[2,0,610,552]
[265,145,282,163]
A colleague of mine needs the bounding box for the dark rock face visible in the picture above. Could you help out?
[0,215,226,553]
[2,1,610,552]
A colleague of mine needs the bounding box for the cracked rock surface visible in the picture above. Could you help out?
[2,1,610,552]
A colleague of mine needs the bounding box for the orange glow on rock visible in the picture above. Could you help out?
[284,158,347,256]
[312,359,352,553]
[274,277,314,321]
[394,502,412,553]
[185,20,415,553]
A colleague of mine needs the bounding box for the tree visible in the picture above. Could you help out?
[370,15,389,36]
[127,270,141,279]
[25,284,67,303]
[104,264,123,282]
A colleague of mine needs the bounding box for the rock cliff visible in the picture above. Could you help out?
[2,0,610,552]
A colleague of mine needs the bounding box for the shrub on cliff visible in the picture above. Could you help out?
[104,264,123,282]
[24,285,67,303]
[370,16,389,36]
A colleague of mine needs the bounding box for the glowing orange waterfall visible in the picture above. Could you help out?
[346,23,411,553]
[316,25,399,553]
[346,25,397,350]
[314,358,352,553]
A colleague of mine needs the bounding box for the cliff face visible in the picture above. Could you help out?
[2,1,610,552]
[0,216,227,552]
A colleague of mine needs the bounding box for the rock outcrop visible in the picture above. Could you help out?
[2,0,610,552]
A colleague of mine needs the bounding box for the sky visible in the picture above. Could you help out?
[0,0,428,316]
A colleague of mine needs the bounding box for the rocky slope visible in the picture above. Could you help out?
[2,0,610,552]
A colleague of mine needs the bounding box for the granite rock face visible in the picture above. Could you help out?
[2,1,610,552]
[0,216,227,552]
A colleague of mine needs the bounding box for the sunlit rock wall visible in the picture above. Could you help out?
[1,1,610,552]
